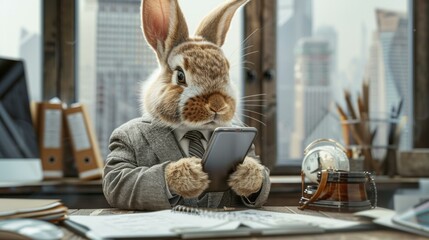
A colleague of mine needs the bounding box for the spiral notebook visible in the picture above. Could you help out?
[64,206,364,239]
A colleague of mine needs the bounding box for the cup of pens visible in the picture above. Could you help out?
[336,81,405,176]
[340,115,405,176]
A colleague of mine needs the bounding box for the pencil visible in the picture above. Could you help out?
[362,80,369,116]
[344,90,357,119]
[336,103,352,157]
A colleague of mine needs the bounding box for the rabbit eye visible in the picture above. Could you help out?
[176,67,187,86]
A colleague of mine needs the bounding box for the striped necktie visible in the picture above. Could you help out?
[184,130,205,158]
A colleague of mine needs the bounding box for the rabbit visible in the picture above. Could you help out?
[103,0,270,210]
[141,0,266,199]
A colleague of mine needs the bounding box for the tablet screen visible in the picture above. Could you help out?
[393,200,429,232]
[202,127,257,192]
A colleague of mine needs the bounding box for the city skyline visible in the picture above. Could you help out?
[0,0,411,163]
[278,0,408,86]
[276,0,410,162]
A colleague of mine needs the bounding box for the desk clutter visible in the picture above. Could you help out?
[32,98,103,180]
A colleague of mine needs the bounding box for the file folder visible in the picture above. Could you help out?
[37,102,64,179]
[64,104,103,180]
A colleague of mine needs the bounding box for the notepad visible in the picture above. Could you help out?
[65,207,364,239]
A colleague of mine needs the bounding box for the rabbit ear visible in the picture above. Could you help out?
[141,0,189,61]
[195,0,249,46]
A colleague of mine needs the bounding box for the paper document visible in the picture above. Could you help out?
[0,199,61,216]
[66,209,363,239]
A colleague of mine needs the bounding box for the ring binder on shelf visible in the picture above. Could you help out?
[64,104,103,180]
[36,102,64,179]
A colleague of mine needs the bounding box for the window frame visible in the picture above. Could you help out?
[42,0,76,104]
[42,0,428,175]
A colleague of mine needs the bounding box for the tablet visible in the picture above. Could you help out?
[202,127,257,192]
[392,200,429,234]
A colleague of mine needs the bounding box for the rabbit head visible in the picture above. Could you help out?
[140,0,249,129]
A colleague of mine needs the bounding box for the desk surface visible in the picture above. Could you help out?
[62,206,427,240]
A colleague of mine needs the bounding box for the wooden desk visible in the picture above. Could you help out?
[62,206,426,240]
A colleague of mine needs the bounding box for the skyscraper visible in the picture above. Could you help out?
[366,9,411,150]
[79,0,158,158]
[290,38,333,158]
[277,0,313,161]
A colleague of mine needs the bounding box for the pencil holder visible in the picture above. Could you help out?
[340,116,404,176]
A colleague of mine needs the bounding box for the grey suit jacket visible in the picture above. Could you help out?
[102,117,271,211]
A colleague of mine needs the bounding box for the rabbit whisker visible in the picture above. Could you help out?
[229,60,254,72]
[239,104,266,107]
[230,62,244,68]
[239,99,268,102]
[240,66,252,71]
[241,28,260,46]
[241,109,266,117]
[241,93,267,99]
[241,50,259,58]
[237,113,266,126]
[232,115,250,127]
[228,44,254,59]
[241,44,254,52]
[242,60,255,66]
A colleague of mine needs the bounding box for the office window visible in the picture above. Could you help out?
[0,0,42,101]
[77,0,243,158]
[275,0,412,167]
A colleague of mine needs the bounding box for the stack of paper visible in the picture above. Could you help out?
[0,198,67,222]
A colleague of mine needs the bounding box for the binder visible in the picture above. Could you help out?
[37,102,64,179]
[64,103,103,180]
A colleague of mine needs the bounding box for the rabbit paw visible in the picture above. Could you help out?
[165,157,210,198]
[228,157,264,197]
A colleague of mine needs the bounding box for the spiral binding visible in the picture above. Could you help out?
[171,205,245,221]
[172,205,226,219]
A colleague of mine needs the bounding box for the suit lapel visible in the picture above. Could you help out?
[138,118,184,162]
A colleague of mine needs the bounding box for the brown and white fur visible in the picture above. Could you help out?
[140,0,264,199]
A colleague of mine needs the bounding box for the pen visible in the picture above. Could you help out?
[63,219,103,240]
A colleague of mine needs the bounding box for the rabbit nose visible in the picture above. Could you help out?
[208,93,228,113]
